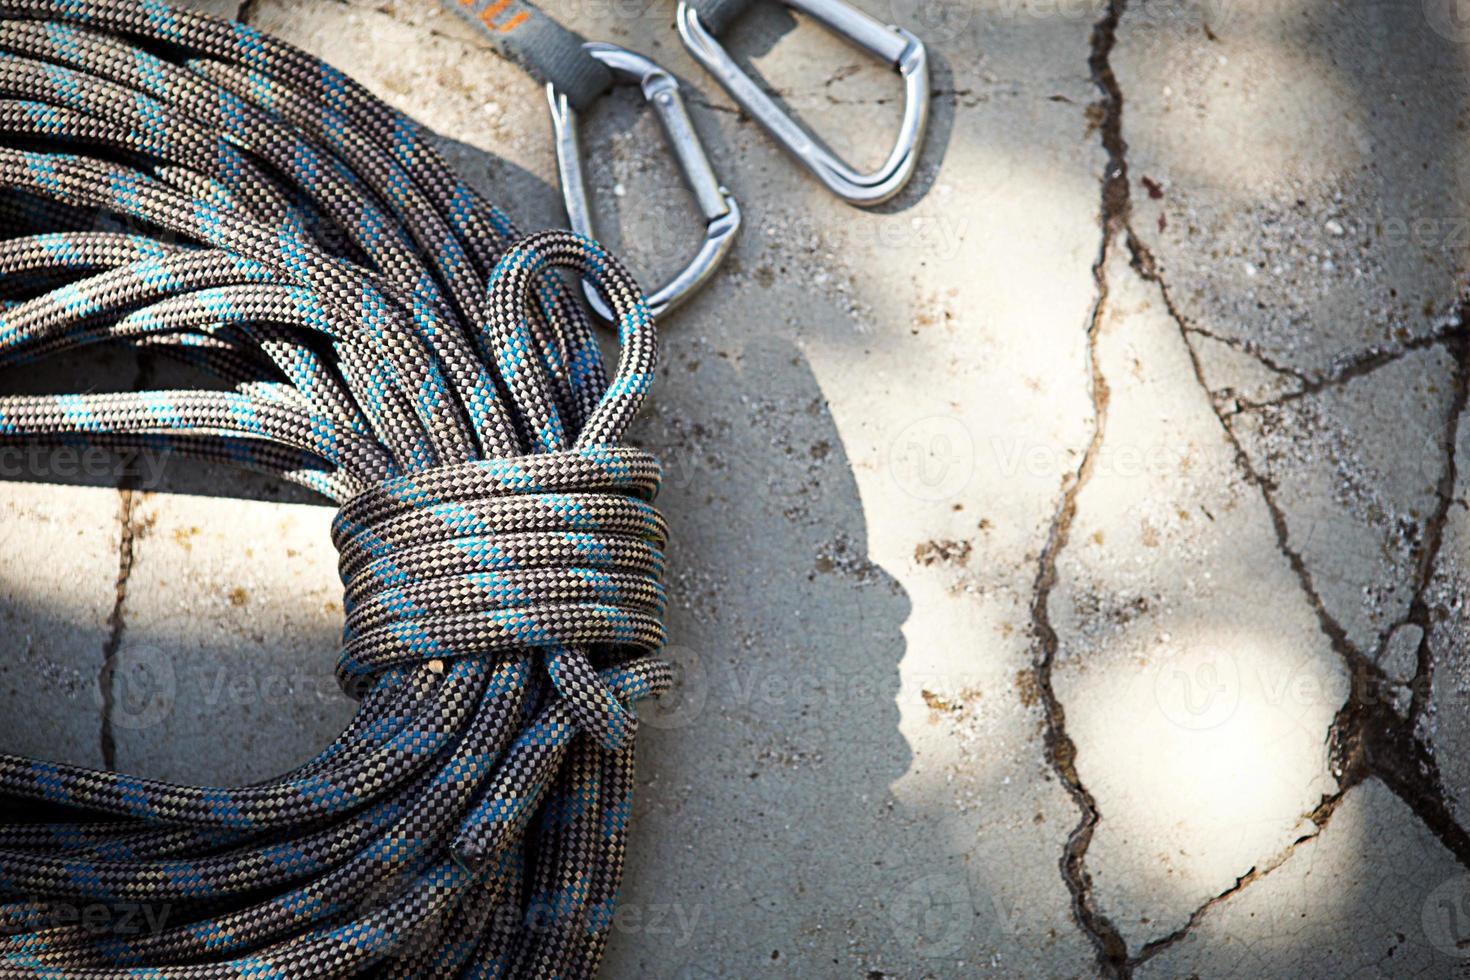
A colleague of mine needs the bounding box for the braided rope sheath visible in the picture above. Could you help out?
[0,0,676,975]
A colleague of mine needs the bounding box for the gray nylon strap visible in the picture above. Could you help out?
[686,0,757,36]
[448,0,613,110]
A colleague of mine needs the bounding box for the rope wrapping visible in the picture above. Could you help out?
[0,0,673,975]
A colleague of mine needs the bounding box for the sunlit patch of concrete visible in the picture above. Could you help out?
[1052,248,1347,948]
[1136,778,1467,977]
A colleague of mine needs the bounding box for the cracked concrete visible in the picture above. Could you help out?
[1135,778,1468,977]
[108,491,350,785]
[3,0,1470,975]
[1119,0,1470,381]
[1036,0,1470,972]
[1425,392,1470,830]
[1231,343,1459,657]
[0,481,119,769]
[1049,241,1347,957]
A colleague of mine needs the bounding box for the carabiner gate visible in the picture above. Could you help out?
[548,43,741,320]
[677,0,929,206]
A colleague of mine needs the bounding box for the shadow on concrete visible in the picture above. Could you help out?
[601,332,925,976]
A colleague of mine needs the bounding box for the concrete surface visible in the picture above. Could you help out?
[3,0,1470,976]
[1050,246,1348,954]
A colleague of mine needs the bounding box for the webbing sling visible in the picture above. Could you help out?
[0,0,671,975]
[448,0,611,110]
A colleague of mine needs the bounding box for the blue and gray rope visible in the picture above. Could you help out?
[0,0,672,975]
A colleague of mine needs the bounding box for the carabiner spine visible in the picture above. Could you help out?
[547,86,596,244]
[783,0,910,66]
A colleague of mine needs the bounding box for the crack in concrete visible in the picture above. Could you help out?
[1073,217,1361,972]
[1123,225,1470,955]
[98,347,153,771]
[1230,318,1470,415]
[1079,210,1369,962]
[1183,322,1311,387]
[1131,790,1346,969]
[1145,237,1470,861]
[97,489,139,772]
[1027,256,1127,980]
[1049,0,1470,965]
[1028,263,1128,979]
[1188,318,1468,420]
[1027,0,1131,975]
[1402,313,1470,724]
[1046,0,1365,961]
[1335,310,1470,866]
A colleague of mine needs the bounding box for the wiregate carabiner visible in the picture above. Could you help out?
[547,43,741,321]
[676,0,929,206]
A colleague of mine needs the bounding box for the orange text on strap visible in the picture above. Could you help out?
[460,0,529,33]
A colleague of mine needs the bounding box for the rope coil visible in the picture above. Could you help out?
[0,0,673,975]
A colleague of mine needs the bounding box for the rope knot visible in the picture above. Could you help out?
[330,446,667,749]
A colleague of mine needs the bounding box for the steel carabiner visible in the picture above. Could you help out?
[548,42,742,320]
[676,0,929,206]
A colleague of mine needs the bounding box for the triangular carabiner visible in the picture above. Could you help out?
[677,0,929,206]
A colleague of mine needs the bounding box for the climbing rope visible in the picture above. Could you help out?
[0,0,672,975]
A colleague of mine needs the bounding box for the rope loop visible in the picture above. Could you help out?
[481,229,657,454]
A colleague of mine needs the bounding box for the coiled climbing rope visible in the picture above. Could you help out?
[0,0,673,975]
